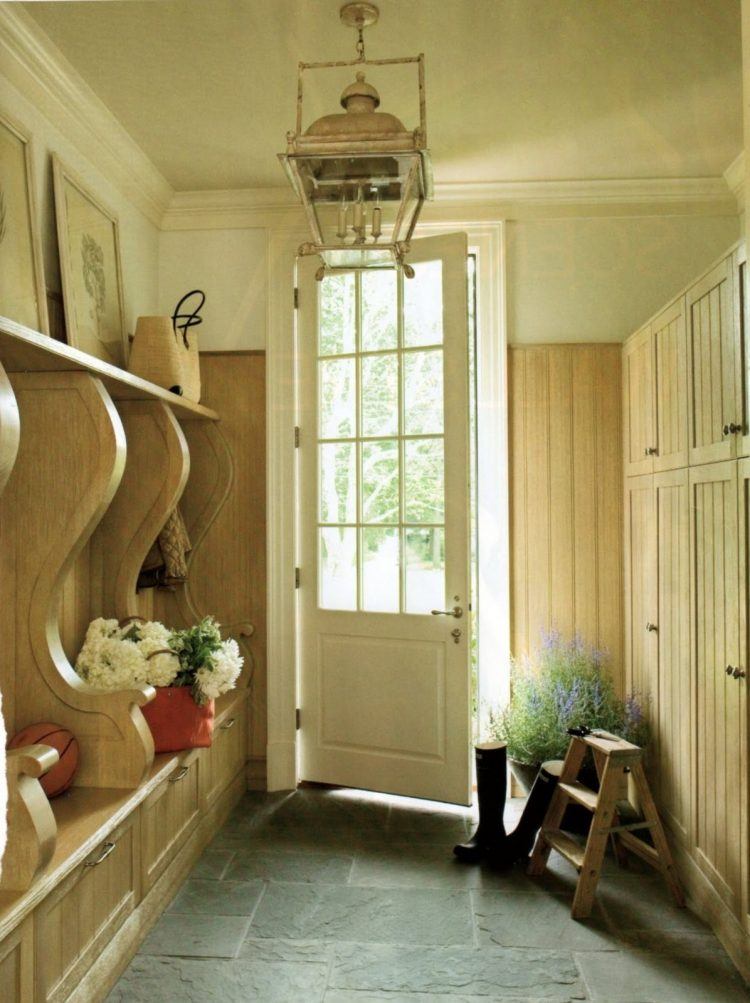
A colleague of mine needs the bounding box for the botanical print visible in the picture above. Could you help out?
[59,174,125,365]
[0,118,41,329]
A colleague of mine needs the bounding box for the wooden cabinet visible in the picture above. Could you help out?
[653,468,691,844]
[652,299,689,472]
[739,458,750,930]
[202,704,247,810]
[0,918,33,1003]
[623,326,656,477]
[624,475,657,703]
[687,258,741,466]
[141,755,200,892]
[35,814,139,1003]
[735,246,750,459]
[689,461,742,918]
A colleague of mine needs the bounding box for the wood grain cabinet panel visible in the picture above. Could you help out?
[735,247,750,459]
[654,468,691,844]
[653,299,689,472]
[623,326,656,477]
[0,918,34,1003]
[202,708,247,810]
[689,461,742,917]
[35,814,139,1003]
[624,475,657,709]
[740,458,750,930]
[687,259,740,466]
[141,755,200,893]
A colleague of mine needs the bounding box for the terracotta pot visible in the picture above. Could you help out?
[141,686,215,753]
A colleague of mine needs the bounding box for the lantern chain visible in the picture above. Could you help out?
[356,25,365,61]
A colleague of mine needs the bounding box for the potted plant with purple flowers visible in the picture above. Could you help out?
[488,630,649,793]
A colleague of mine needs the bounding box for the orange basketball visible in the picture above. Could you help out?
[8,722,79,798]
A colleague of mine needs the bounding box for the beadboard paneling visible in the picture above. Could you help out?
[509,344,623,685]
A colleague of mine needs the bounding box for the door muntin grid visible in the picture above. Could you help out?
[317,264,446,614]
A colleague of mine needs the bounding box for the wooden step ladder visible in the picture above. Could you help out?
[527,730,685,919]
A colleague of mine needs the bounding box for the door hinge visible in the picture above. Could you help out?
[293,287,299,309]
[295,567,301,589]
[294,426,300,448]
[296,708,301,730]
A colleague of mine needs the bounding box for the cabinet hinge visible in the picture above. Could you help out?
[293,287,299,309]
[295,567,301,589]
[294,426,300,448]
[296,708,301,730]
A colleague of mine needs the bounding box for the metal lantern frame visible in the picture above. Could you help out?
[279,52,434,276]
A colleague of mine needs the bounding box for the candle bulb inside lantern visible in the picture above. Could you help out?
[353,196,364,233]
[337,199,348,240]
[372,205,382,239]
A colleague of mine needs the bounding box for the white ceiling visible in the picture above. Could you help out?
[23,0,743,192]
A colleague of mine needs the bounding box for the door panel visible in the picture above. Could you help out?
[624,475,657,709]
[689,461,741,915]
[298,233,471,804]
[687,259,739,465]
[739,459,750,928]
[654,468,691,844]
[623,326,655,477]
[736,247,750,458]
[653,299,689,472]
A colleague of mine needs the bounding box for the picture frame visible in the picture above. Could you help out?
[0,110,49,334]
[52,154,127,366]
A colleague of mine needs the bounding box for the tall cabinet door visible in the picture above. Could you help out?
[687,258,739,466]
[735,246,750,459]
[653,299,689,472]
[689,461,742,916]
[623,326,656,477]
[624,476,657,708]
[654,468,691,844]
[739,458,750,930]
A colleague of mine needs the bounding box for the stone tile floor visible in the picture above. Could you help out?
[108,788,750,1002]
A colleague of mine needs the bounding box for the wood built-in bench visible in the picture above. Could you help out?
[0,318,256,1003]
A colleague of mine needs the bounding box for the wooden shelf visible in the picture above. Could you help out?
[0,316,219,422]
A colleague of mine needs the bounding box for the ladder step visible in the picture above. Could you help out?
[544,829,586,870]
[558,781,598,811]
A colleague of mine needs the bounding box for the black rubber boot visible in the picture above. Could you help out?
[453,742,507,863]
[491,759,563,866]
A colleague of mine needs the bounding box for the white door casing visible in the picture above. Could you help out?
[297,233,472,804]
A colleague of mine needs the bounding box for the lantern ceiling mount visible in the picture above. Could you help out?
[278,1,433,277]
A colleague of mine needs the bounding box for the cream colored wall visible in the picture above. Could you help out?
[507,215,740,344]
[0,76,159,331]
[158,229,267,351]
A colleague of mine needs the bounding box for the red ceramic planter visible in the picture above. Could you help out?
[141,686,215,753]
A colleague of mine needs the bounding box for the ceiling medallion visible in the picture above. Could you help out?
[278,1,433,277]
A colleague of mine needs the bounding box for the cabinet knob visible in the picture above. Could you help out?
[723,423,743,435]
[733,667,746,680]
[646,623,658,633]
[643,446,658,456]
[726,665,735,675]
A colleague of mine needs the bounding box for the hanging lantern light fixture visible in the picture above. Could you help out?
[279,1,433,277]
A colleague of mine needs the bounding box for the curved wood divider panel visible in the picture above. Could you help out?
[90,401,190,622]
[0,362,20,497]
[1,747,58,892]
[0,373,154,789]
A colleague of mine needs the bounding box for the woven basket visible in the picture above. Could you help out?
[128,316,201,402]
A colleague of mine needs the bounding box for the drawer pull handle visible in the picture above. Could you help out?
[171,766,189,782]
[221,718,237,731]
[85,841,116,867]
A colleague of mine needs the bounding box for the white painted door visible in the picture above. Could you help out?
[297,233,471,805]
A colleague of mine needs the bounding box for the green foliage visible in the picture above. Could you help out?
[169,616,223,690]
[487,631,649,765]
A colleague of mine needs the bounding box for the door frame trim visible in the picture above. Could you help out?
[266,221,508,791]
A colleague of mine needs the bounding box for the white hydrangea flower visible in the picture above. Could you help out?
[145,651,180,687]
[193,639,243,704]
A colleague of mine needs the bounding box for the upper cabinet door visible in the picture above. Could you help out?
[623,325,656,476]
[687,257,740,465]
[735,246,750,459]
[652,298,688,472]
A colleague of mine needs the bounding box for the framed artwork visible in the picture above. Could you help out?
[52,155,127,366]
[0,110,49,334]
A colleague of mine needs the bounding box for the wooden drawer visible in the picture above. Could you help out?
[35,814,138,1003]
[202,705,247,810]
[141,754,200,892]
[0,917,34,1003]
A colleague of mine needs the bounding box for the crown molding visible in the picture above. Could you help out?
[162,175,739,230]
[724,151,745,208]
[0,5,173,226]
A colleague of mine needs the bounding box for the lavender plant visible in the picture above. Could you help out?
[488,630,649,765]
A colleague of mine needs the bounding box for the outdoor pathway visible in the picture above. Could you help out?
[108,787,750,1002]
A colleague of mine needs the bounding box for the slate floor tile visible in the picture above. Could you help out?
[576,947,750,1002]
[167,878,265,916]
[190,847,235,880]
[250,882,474,946]
[225,848,353,884]
[473,889,618,952]
[139,912,252,958]
[329,941,585,1000]
[106,955,328,1003]
[239,936,333,964]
